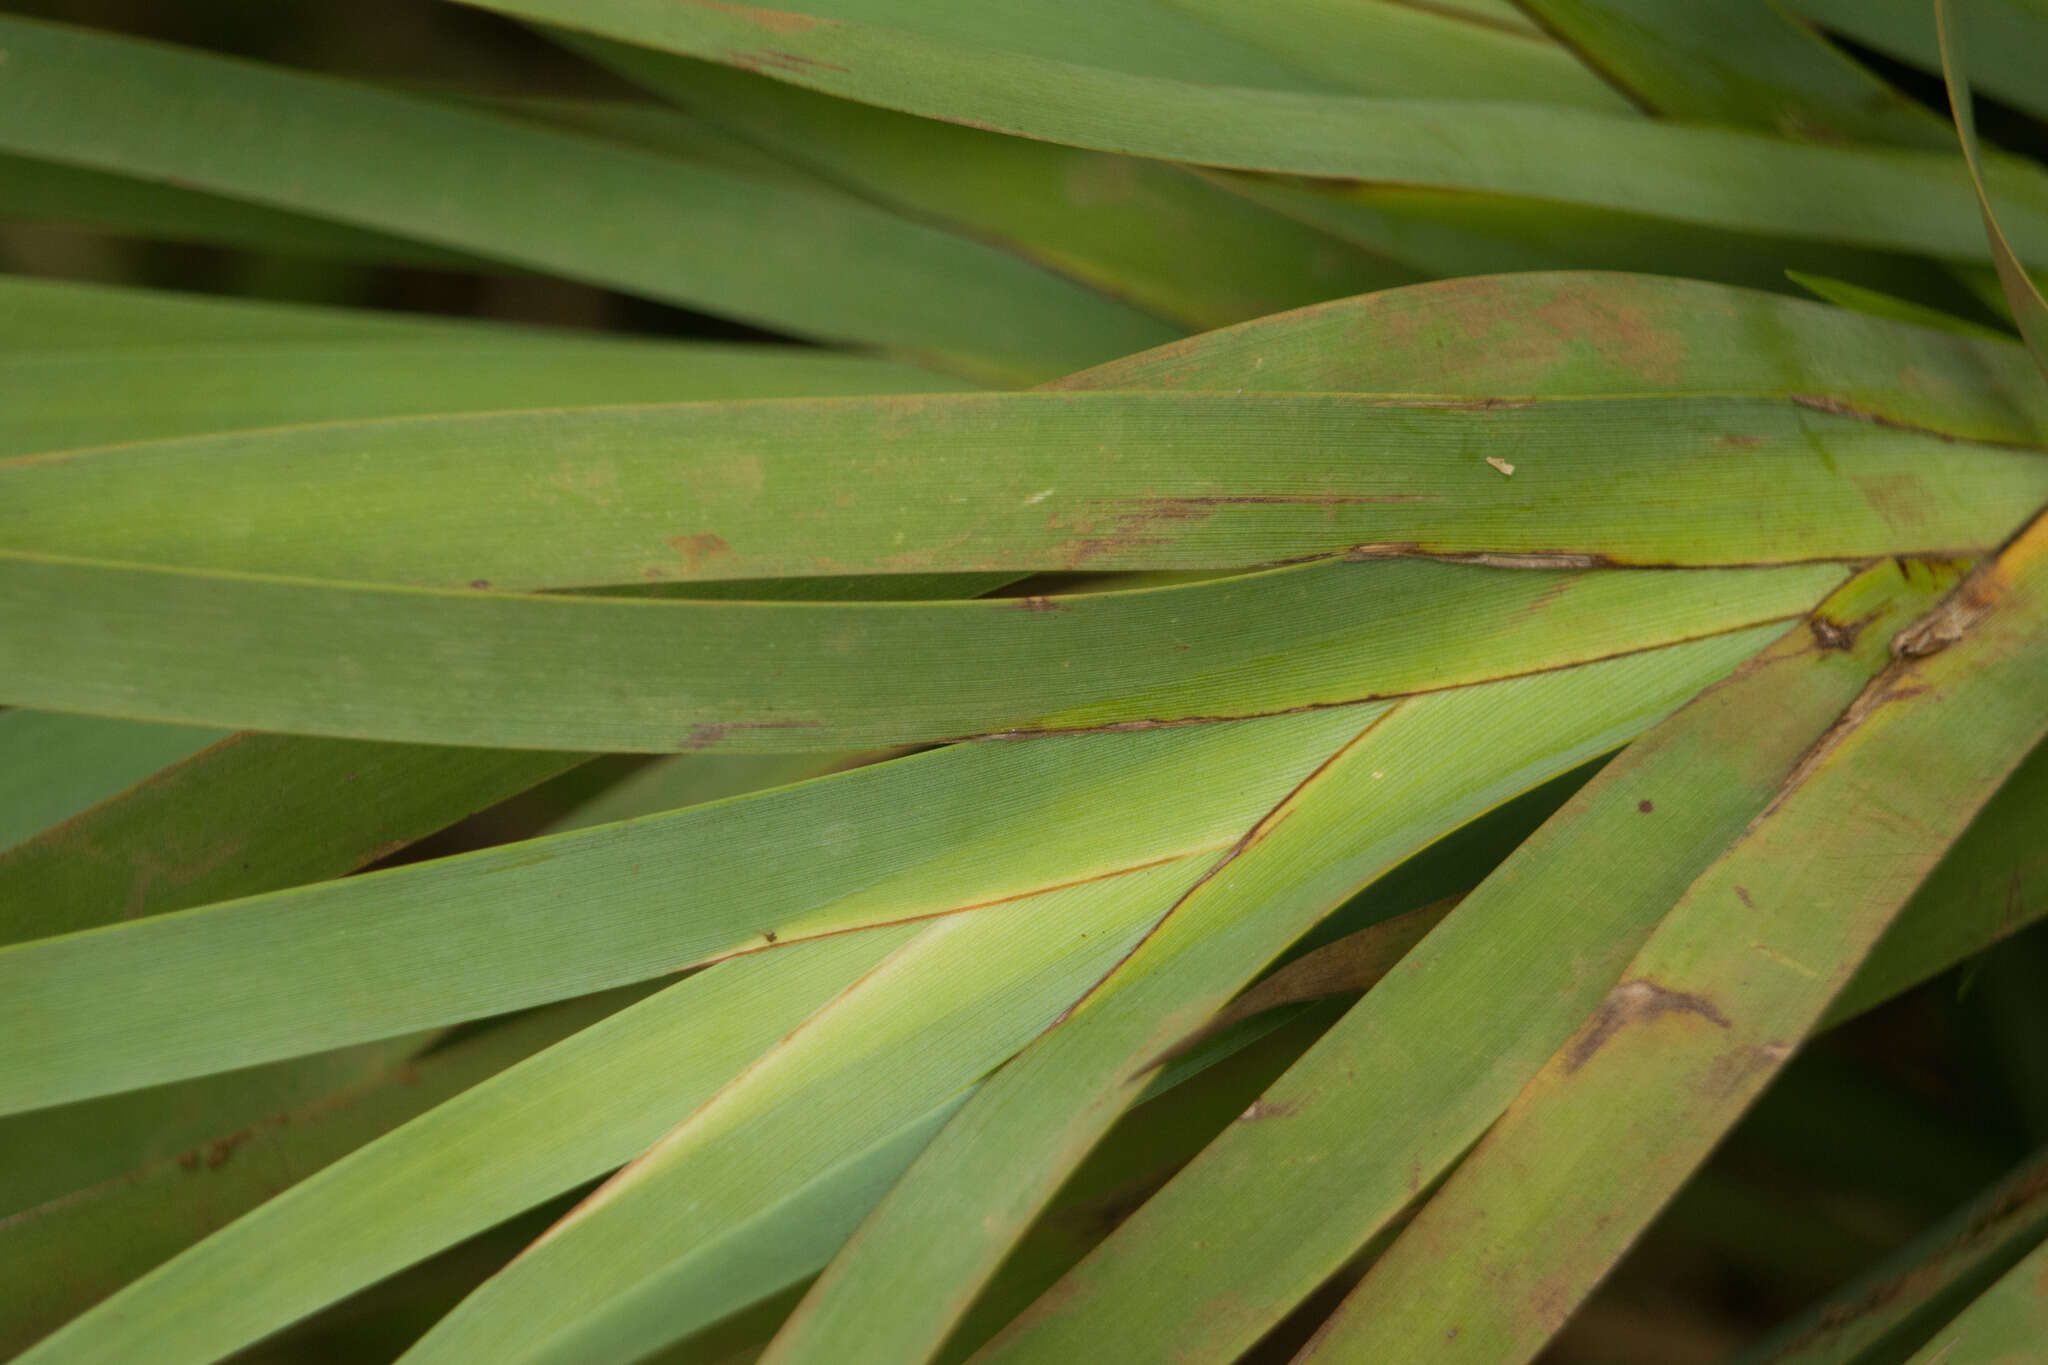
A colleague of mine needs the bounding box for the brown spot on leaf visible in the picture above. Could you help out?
[1809,614,1869,651]
[468,579,493,590]
[1637,799,1654,813]
[1564,979,1731,1073]
[690,0,821,33]
[669,532,734,573]
[1239,1098,1298,1122]
[1736,886,1754,907]
[1014,595,1067,612]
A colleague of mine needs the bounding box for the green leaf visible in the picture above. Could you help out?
[7,393,2039,587]
[1057,272,2048,446]
[558,35,1424,333]
[0,710,224,851]
[1517,0,1955,147]
[973,557,1961,1365]
[0,989,641,1357]
[1827,735,2048,1028]
[0,735,583,944]
[1786,270,2012,341]
[1157,0,1630,108]
[0,703,1392,1110]
[0,551,1844,752]
[0,151,484,267]
[0,274,536,351]
[12,930,919,1365]
[1199,172,1995,307]
[1937,0,2048,377]
[758,625,1782,1364]
[389,863,1179,1365]
[0,338,962,457]
[1299,515,2048,1363]
[1789,0,2048,124]
[451,0,2048,264]
[1901,1238,2048,1364]
[1736,1141,2048,1365]
[0,15,1176,384]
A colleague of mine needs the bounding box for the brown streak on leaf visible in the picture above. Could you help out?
[1563,978,1732,1074]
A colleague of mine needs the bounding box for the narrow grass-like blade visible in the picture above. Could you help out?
[1790,0,2048,124]
[1785,270,2012,340]
[0,339,961,456]
[1518,0,1954,146]
[1054,273,2048,445]
[1160,0,1630,108]
[1300,515,2048,1363]
[1938,0,2048,376]
[0,704,1393,1110]
[0,151,482,268]
[1829,735,2048,1026]
[0,990,639,1356]
[6,394,2039,587]
[1202,173,1994,312]
[560,36,1423,333]
[974,558,1961,1365]
[0,736,583,944]
[452,0,2048,263]
[759,627,1781,1365]
[11,930,916,1365]
[0,274,541,351]
[1900,1238,2048,1363]
[390,866,1179,1365]
[0,711,223,851]
[1737,1142,2048,1365]
[0,553,1842,751]
[0,16,1176,384]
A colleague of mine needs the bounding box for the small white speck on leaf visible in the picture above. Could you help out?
[1486,457,1515,476]
[1025,489,1054,504]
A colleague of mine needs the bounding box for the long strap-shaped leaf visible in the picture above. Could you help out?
[1518,0,1955,147]
[1054,271,2048,445]
[10,930,915,1365]
[972,557,1961,1365]
[0,735,584,944]
[5,394,2040,587]
[0,339,961,457]
[0,151,486,269]
[1297,511,2048,1363]
[560,35,1424,333]
[1154,0,1630,108]
[0,702,1387,1112]
[1737,1141,2048,1365]
[0,711,223,852]
[0,274,548,350]
[755,626,1779,1365]
[386,866,1178,1365]
[1900,1236,2048,1364]
[1790,0,2048,124]
[450,0,2048,263]
[0,988,640,1357]
[1826,734,2048,1027]
[1939,0,2048,378]
[0,16,1177,384]
[0,552,1840,752]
